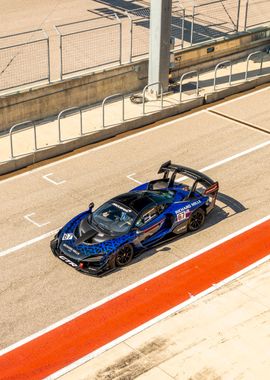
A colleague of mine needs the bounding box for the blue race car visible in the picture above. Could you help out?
[50,161,219,275]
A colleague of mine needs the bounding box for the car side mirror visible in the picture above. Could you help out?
[88,202,94,212]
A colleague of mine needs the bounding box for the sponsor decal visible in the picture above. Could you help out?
[175,199,202,214]
[112,203,132,213]
[62,233,73,240]
[59,255,78,267]
[63,243,80,255]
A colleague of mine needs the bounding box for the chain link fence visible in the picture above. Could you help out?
[0,29,50,93]
[1,1,270,94]
[243,0,270,31]
[55,17,122,79]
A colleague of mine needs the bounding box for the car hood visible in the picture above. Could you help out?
[59,210,136,259]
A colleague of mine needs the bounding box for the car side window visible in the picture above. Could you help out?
[136,207,159,228]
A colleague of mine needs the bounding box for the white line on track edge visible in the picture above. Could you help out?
[47,253,270,380]
[0,139,269,258]
[0,84,269,185]
[0,229,58,258]
[208,85,270,110]
[0,214,269,359]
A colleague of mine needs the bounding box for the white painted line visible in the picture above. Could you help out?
[24,213,50,228]
[174,140,270,183]
[1,84,269,186]
[127,173,142,184]
[198,140,270,172]
[0,111,202,185]
[42,173,66,186]
[1,214,269,357]
[1,139,269,259]
[208,85,270,110]
[0,229,58,258]
[48,253,270,380]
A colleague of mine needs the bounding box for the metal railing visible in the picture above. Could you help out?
[245,51,264,81]
[58,107,83,142]
[6,50,269,161]
[102,94,125,128]
[142,82,164,114]
[244,0,270,31]
[9,121,37,159]
[213,61,232,90]
[179,71,199,103]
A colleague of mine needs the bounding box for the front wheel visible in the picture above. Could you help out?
[115,244,134,267]
[188,208,205,232]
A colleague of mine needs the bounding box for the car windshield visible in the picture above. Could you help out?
[92,201,137,234]
[146,190,175,203]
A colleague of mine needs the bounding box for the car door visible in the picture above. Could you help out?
[135,205,166,245]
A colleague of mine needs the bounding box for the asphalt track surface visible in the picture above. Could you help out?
[1,217,269,379]
[0,86,270,377]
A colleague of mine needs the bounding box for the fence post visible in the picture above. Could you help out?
[245,51,263,81]
[213,61,232,91]
[236,0,241,32]
[179,71,199,103]
[9,121,36,159]
[181,8,185,49]
[244,0,249,31]
[102,94,125,128]
[190,5,195,46]
[58,107,82,142]
[126,12,133,63]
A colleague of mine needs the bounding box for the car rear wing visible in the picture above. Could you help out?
[157,161,219,196]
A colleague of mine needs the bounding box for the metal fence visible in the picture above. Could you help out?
[7,49,269,160]
[55,17,122,80]
[0,29,50,92]
[1,1,270,94]
[244,0,270,31]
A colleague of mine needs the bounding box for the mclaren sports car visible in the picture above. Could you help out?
[50,161,219,275]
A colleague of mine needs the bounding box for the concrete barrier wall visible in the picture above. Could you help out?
[1,70,270,176]
[0,27,269,133]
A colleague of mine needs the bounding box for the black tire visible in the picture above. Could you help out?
[115,244,134,267]
[188,208,205,232]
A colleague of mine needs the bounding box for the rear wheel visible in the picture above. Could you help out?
[188,208,205,232]
[115,244,134,267]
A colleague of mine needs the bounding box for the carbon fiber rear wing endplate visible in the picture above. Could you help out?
[157,160,219,194]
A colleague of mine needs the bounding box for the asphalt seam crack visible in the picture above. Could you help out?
[208,109,270,135]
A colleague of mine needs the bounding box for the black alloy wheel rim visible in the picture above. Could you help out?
[189,211,204,230]
[116,246,133,266]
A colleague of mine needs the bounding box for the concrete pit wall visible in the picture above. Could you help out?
[0,27,270,133]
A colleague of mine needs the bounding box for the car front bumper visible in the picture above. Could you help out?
[50,237,115,276]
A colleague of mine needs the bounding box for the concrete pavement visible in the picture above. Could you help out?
[59,259,270,380]
[0,87,269,355]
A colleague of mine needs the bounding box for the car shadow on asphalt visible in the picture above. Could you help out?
[129,192,247,266]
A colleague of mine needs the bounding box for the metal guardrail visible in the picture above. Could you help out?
[179,71,199,103]
[7,50,269,161]
[245,51,263,81]
[102,94,125,128]
[9,121,37,159]
[142,82,164,115]
[58,107,82,142]
[213,61,232,90]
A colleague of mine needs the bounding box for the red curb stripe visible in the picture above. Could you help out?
[1,220,270,379]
